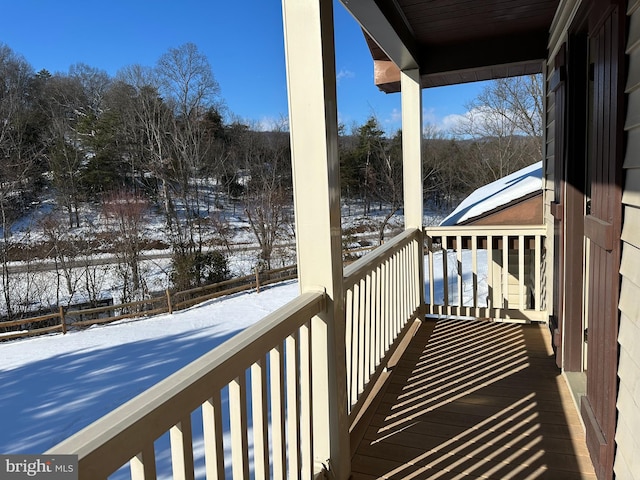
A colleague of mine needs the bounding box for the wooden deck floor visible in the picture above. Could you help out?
[350,318,596,479]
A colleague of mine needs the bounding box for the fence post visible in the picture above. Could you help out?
[255,267,261,293]
[166,289,173,315]
[59,306,67,335]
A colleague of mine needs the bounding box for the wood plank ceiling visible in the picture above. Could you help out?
[340,0,561,92]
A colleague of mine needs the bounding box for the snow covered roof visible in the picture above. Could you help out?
[440,161,543,226]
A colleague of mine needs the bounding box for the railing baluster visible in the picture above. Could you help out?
[285,332,300,477]
[351,282,361,402]
[398,250,404,332]
[391,255,399,337]
[407,243,413,315]
[535,234,542,310]
[363,275,371,380]
[357,280,366,395]
[203,393,225,480]
[402,245,409,322]
[456,235,463,313]
[519,235,525,309]
[442,235,449,315]
[385,257,392,339]
[381,260,389,356]
[251,357,270,480]
[397,247,404,326]
[229,376,249,480]
[502,234,509,312]
[487,234,494,315]
[428,234,435,315]
[404,243,410,316]
[373,266,381,369]
[367,270,376,375]
[344,288,354,409]
[385,256,392,339]
[270,343,287,480]
[170,416,195,480]
[472,234,478,315]
[130,443,157,480]
[299,322,313,478]
[413,238,420,313]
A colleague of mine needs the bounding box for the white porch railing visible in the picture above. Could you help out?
[47,292,326,480]
[343,228,423,420]
[44,225,545,479]
[424,225,547,323]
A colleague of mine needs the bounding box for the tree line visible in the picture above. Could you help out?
[0,41,542,318]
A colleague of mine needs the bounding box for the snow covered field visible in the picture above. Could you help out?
[0,281,299,468]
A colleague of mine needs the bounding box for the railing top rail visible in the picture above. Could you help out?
[46,290,325,476]
[425,224,547,236]
[343,228,420,288]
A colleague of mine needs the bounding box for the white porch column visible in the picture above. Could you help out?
[401,68,426,313]
[282,0,350,478]
[401,68,423,229]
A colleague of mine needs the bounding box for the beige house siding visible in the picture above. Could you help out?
[615,1,640,478]
[462,194,543,226]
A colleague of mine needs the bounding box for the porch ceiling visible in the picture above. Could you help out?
[340,0,560,92]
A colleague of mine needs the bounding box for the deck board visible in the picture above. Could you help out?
[351,318,596,479]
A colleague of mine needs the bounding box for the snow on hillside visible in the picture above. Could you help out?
[3,197,444,316]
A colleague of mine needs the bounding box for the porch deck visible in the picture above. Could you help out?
[350,318,596,479]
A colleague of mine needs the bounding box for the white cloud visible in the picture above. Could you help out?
[386,108,402,124]
[336,69,355,84]
[423,107,438,125]
[255,115,289,132]
[420,107,470,136]
[441,113,468,132]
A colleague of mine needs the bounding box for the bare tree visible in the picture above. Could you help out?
[156,43,222,253]
[103,190,149,303]
[0,44,40,318]
[68,63,112,117]
[41,74,87,227]
[242,122,293,270]
[116,64,174,215]
[452,74,543,183]
[245,188,291,271]
[40,213,82,304]
[371,128,403,244]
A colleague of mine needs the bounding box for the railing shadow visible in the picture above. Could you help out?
[351,318,595,479]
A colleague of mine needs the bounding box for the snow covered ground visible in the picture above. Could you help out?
[0,281,299,463]
[426,249,489,307]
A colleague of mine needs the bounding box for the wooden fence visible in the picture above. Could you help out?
[0,264,297,342]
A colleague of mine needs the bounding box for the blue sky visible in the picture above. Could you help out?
[0,0,487,133]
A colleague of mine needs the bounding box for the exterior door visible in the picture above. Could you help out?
[550,45,566,369]
[580,3,624,479]
[551,31,589,374]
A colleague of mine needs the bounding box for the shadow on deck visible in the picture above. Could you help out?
[350,318,596,479]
